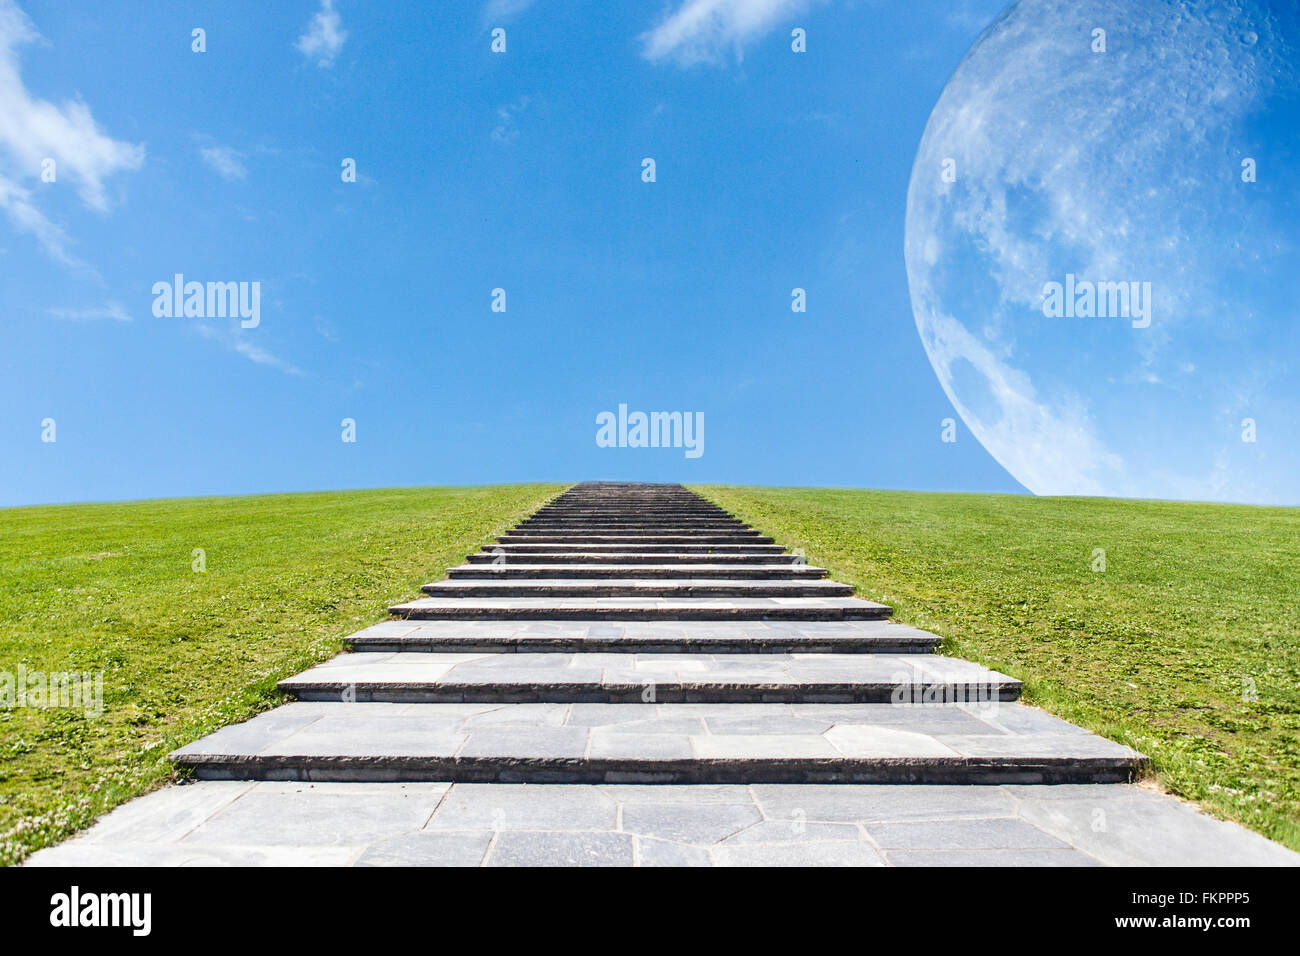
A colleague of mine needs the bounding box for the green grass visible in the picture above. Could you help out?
[6,481,1296,861]
[693,485,1300,851]
[0,483,566,865]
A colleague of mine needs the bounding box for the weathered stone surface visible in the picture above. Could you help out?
[388,595,893,621]
[347,619,940,654]
[28,781,1297,867]
[278,651,1021,703]
[419,578,855,598]
[168,700,1145,784]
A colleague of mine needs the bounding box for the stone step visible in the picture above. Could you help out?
[169,700,1145,784]
[419,579,855,599]
[526,520,739,526]
[527,509,733,515]
[520,516,744,522]
[515,527,752,535]
[388,596,892,621]
[485,543,786,553]
[278,652,1021,704]
[347,619,938,654]
[517,524,750,531]
[497,535,776,545]
[522,512,740,519]
[545,502,717,509]
[505,528,759,537]
[517,515,743,522]
[465,552,802,564]
[447,564,828,579]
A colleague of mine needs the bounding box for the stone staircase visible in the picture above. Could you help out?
[171,482,1145,787]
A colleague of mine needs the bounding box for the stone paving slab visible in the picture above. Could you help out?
[26,781,1298,867]
[481,544,789,553]
[464,552,803,563]
[168,700,1143,783]
[497,535,776,544]
[278,651,1021,703]
[447,564,831,578]
[516,522,751,529]
[389,596,893,621]
[347,618,940,653]
[419,578,855,598]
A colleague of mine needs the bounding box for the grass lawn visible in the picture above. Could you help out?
[694,485,1300,851]
[0,483,566,865]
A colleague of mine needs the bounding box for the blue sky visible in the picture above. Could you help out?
[1,0,1020,507]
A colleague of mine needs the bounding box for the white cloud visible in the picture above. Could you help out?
[0,173,77,265]
[0,0,143,262]
[641,0,816,65]
[195,323,305,376]
[491,97,529,144]
[232,338,305,376]
[484,0,535,22]
[199,145,247,181]
[48,302,131,321]
[296,0,346,68]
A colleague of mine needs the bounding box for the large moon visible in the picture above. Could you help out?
[904,0,1300,504]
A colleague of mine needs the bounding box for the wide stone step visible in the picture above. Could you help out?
[447,564,828,579]
[527,520,738,528]
[278,652,1021,703]
[505,529,759,537]
[515,528,752,535]
[169,701,1145,784]
[485,543,786,553]
[527,509,733,515]
[498,535,776,545]
[525,520,740,527]
[517,524,750,531]
[419,579,855,599]
[388,596,892,621]
[531,516,737,522]
[520,516,743,522]
[541,503,719,510]
[347,619,938,654]
[465,551,801,564]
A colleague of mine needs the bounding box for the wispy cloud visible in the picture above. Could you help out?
[199,145,247,181]
[641,0,816,66]
[491,97,529,144]
[48,302,131,322]
[483,0,535,22]
[296,0,346,68]
[232,338,305,376]
[0,0,143,263]
[0,174,77,265]
[196,323,305,376]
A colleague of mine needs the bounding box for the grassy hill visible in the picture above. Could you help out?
[4,481,1296,863]
[0,484,566,864]
[695,485,1300,851]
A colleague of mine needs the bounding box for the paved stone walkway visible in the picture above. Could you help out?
[27,782,1296,867]
[26,482,1300,865]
